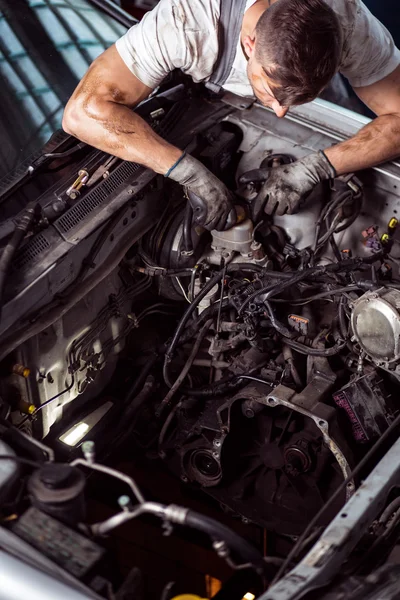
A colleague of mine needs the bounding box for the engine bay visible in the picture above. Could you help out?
[1,86,400,599]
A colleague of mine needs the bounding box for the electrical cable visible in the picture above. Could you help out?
[164,263,290,376]
[263,300,296,338]
[270,285,361,305]
[239,255,383,315]
[163,270,224,380]
[270,410,400,586]
[17,376,75,429]
[158,401,182,448]
[158,319,213,413]
[238,266,323,314]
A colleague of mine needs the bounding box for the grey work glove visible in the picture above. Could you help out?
[167,153,236,231]
[239,151,336,220]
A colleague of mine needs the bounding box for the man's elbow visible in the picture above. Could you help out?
[62,93,108,138]
[62,98,81,137]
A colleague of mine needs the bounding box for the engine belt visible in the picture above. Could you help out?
[206,0,249,93]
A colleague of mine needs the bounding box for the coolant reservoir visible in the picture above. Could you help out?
[211,213,254,256]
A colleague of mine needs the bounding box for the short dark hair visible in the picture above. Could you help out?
[255,0,343,106]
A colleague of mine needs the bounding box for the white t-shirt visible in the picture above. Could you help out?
[115,0,400,97]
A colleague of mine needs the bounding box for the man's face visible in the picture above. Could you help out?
[247,54,289,117]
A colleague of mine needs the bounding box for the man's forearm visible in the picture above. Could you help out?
[63,97,182,175]
[324,114,400,175]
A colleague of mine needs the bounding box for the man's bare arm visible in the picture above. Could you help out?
[63,45,236,231]
[62,45,182,174]
[324,65,400,174]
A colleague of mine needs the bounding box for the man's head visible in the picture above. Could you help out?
[243,0,343,117]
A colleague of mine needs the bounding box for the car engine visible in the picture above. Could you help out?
[1,86,400,598]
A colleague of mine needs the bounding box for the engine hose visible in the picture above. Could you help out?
[183,509,265,573]
[284,338,346,356]
[163,270,224,374]
[158,319,213,414]
[179,299,231,345]
[92,500,266,574]
[0,208,35,321]
[124,353,159,405]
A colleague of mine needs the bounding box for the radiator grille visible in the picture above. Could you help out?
[14,234,50,270]
[56,161,141,234]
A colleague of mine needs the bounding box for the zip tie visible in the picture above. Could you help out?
[164,151,186,177]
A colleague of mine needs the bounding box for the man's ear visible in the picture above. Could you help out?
[242,35,256,59]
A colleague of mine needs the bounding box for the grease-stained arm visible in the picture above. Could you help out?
[324,65,400,175]
[62,45,182,174]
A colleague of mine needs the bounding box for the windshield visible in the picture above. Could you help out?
[0,0,127,181]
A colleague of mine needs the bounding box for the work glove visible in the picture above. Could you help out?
[166,153,236,231]
[239,150,336,220]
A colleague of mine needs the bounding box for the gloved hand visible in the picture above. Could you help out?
[239,151,336,220]
[166,153,236,231]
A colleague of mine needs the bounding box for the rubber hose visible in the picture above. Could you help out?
[285,338,345,356]
[163,270,224,374]
[0,208,34,321]
[183,510,265,573]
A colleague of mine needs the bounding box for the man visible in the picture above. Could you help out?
[63,0,400,230]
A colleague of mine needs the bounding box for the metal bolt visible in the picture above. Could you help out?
[82,441,95,463]
[118,495,132,512]
[213,439,221,448]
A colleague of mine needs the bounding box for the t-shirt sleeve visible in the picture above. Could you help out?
[339,0,400,88]
[115,0,192,89]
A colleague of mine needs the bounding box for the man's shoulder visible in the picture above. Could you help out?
[324,0,359,23]
[168,0,221,30]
